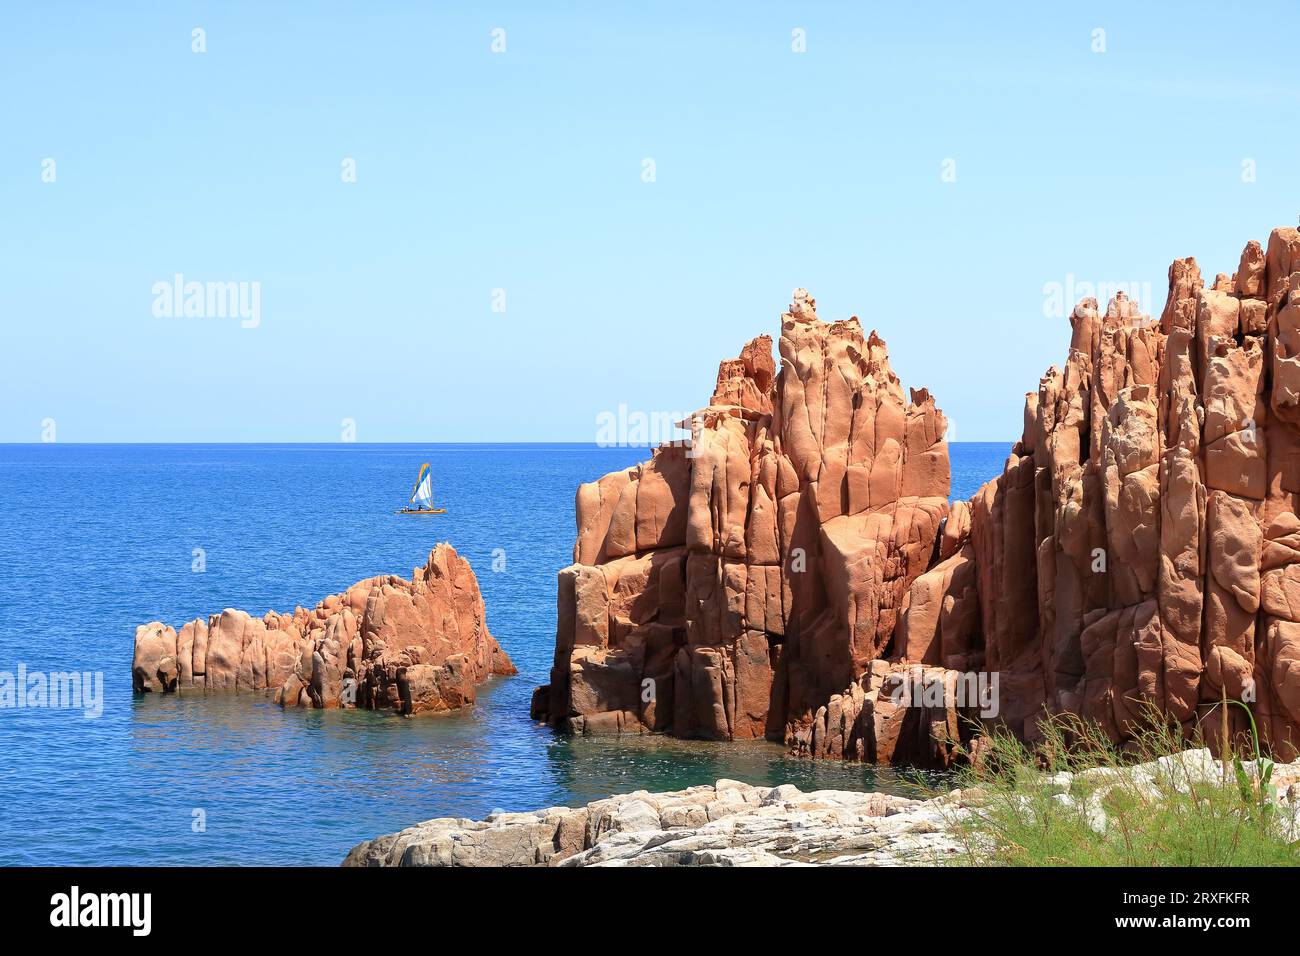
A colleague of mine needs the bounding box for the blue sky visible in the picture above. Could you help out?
[3,1,1298,442]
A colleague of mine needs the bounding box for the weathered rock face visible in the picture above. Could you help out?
[532,291,960,762]
[342,778,958,867]
[960,228,1300,761]
[132,543,515,716]
[535,227,1300,764]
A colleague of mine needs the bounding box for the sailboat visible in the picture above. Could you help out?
[396,462,446,515]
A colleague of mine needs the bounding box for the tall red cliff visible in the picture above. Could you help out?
[532,289,956,759]
[966,228,1300,762]
[533,228,1300,765]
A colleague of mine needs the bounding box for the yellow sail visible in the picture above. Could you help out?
[398,462,445,514]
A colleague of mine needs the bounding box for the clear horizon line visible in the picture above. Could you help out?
[0,439,1017,447]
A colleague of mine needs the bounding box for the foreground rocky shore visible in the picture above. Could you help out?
[344,747,1300,867]
[343,778,961,867]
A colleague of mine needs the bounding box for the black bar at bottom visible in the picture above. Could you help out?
[0,865,1276,939]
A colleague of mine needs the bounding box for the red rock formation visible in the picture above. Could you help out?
[535,228,1300,764]
[133,543,515,716]
[952,228,1300,761]
[532,290,961,760]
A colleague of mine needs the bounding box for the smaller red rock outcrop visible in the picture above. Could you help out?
[132,544,515,716]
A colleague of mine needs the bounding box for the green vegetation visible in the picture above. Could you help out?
[942,703,1300,867]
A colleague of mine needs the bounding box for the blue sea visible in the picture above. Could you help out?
[0,442,1008,865]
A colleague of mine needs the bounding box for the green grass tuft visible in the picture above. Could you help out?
[940,706,1300,867]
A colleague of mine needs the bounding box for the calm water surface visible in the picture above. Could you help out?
[0,442,1007,864]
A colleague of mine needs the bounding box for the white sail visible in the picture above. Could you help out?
[413,473,434,510]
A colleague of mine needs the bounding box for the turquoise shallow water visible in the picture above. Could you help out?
[0,442,1007,865]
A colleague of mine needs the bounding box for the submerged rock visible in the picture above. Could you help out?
[131,543,515,715]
